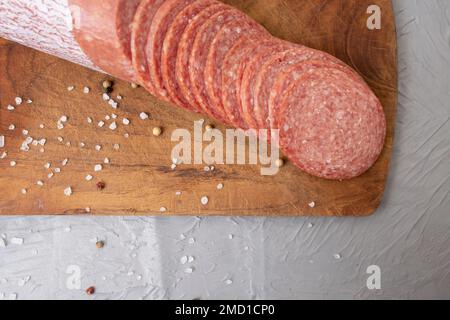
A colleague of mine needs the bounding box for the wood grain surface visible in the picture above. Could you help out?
[0,0,397,216]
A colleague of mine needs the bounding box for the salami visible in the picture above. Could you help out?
[278,67,386,180]
[189,9,243,123]
[239,40,295,129]
[221,39,259,129]
[175,4,228,112]
[253,47,343,129]
[69,0,141,82]
[161,0,217,111]
[204,19,269,124]
[146,0,195,100]
[131,0,165,94]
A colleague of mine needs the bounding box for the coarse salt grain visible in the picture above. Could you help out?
[26,99,33,104]
[11,237,24,245]
[105,115,111,121]
[0,152,7,159]
[109,122,117,130]
[15,97,23,105]
[122,118,130,125]
[95,145,102,151]
[113,143,120,150]
[159,207,167,213]
[111,113,117,119]
[308,201,316,208]
[57,123,64,130]
[10,161,16,167]
[62,158,69,166]
[22,130,29,136]
[7,105,15,111]
[180,256,188,264]
[67,86,75,91]
[139,112,149,120]
[47,172,54,179]
[21,189,27,195]
[225,279,233,285]
[83,87,90,94]
[37,180,44,186]
[98,121,105,128]
[102,93,110,101]
[64,187,72,196]
[201,196,209,206]
[108,99,118,109]
[87,117,93,124]
[94,164,102,172]
[80,142,86,148]
[103,158,110,164]
[59,116,68,123]
[44,162,51,169]
[39,124,45,129]
[39,139,46,146]
[217,183,224,190]
[0,136,4,148]
[184,268,194,274]
[8,124,15,130]
[57,137,63,142]
[85,175,93,181]
[175,191,182,196]
[54,168,61,173]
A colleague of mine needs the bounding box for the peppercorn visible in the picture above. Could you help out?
[96,241,104,249]
[96,181,106,190]
[86,286,95,295]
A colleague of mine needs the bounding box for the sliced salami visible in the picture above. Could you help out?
[70,0,141,82]
[131,0,165,94]
[239,40,296,129]
[204,18,269,124]
[161,0,217,111]
[221,37,274,129]
[175,4,228,112]
[278,67,386,180]
[146,0,194,100]
[253,47,344,129]
[190,9,249,123]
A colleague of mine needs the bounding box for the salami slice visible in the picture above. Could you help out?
[253,47,344,129]
[204,18,269,124]
[161,0,217,111]
[239,40,295,129]
[70,0,141,82]
[278,68,386,180]
[221,37,274,129]
[146,0,194,100]
[190,9,248,123]
[131,0,165,94]
[175,4,228,113]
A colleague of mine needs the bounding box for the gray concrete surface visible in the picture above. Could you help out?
[0,0,449,300]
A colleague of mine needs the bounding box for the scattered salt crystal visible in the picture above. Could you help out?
[180,234,186,240]
[64,187,72,196]
[0,136,4,148]
[65,142,71,147]
[83,86,90,94]
[122,118,130,125]
[22,130,29,136]
[308,201,316,208]
[180,256,188,264]
[102,93,110,101]
[47,172,54,179]
[160,207,167,213]
[0,238,5,247]
[103,158,110,164]
[26,99,33,104]
[95,145,102,151]
[79,142,85,148]
[39,138,46,146]
[57,136,63,142]
[37,180,44,186]
[139,112,149,120]
[32,140,39,146]
[39,124,45,129]
[57,122,64,130]
[10,161,16,167]
[59,115,68,123]
[188,256,194,263]
[10,237,24,245]
[108,99,118,109]
[224,279,233,285]
[85,175,93,181]
[62,158,69,166]
[105,115,111,121]
[111,113,117,119]
[334,254,342,260]
[171,164,177,170]
[67,85,75,91]
[9,293,17,300]
[228,234,233,240]
[109,122,117,130]
[87,117,93,124]
[64,226,71,232]
[98,121,105,128]
[188,238,195,244]
[85,207,91,213]
[201,196,209,205]
[94,164,102,172]
[184,268,194,274]
[307,223,314,229]
[204,166,210,172]
[175,191,182,196]
[124,133,130,138]
[7,105,15,111]
[217,183,224,190]
[113,143,120,150]
[54,168,61,173]
[116,95,122,100]
[21,189,27,195]
[44,163,51,169]
[15,97,23,105]
[8,124,15,130]
[39,148,45,153]
[0,152,7,159]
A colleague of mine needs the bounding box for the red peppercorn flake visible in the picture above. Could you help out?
[96,181,106,190]
[86,286,95,295]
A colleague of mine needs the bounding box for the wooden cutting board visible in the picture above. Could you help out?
[0,0,397,216]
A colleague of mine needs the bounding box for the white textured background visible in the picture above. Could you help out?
[0,0,449,300]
